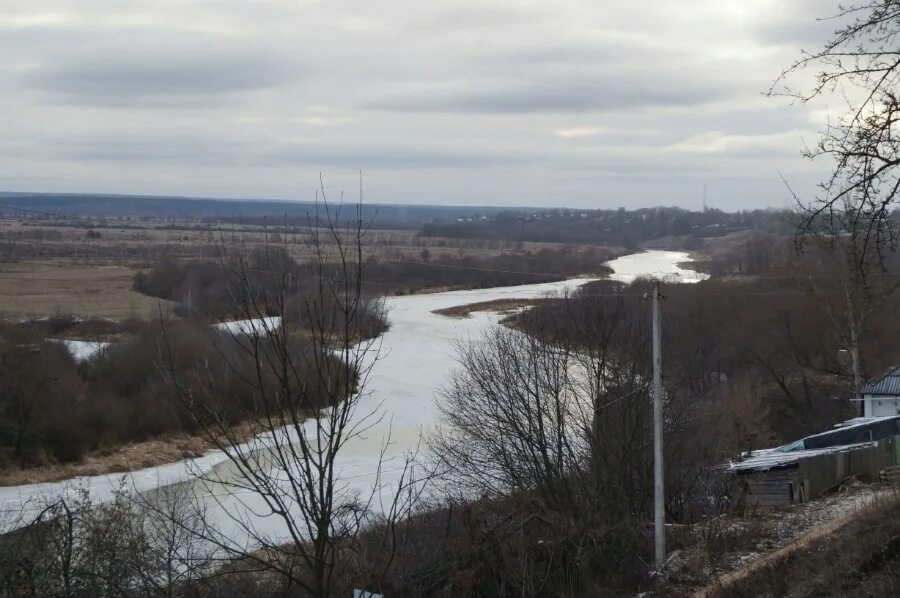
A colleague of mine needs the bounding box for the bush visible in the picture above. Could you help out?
[46,423,91,463]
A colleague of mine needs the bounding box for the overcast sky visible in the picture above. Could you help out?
[0,1,845,210]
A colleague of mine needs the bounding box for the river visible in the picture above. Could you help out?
[0,250,705,539]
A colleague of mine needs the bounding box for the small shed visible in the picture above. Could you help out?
[856,367,900,417]
[728,416,900,507]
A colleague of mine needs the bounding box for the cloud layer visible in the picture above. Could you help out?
[0,0,843,209]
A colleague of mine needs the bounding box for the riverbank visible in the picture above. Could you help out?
[432,297,546,318]
[0,250,700,545]
[0,435,207,486]
[0,250,703,490]
[0,423,261,487]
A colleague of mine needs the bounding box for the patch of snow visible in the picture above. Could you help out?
[55,339,109,362]
[214,316,282,335]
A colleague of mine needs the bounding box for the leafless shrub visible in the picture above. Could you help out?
[0,483,211,597]
[431,292,663,589]
[158,195,423,596]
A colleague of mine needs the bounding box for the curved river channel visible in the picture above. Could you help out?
[0,250,705,541]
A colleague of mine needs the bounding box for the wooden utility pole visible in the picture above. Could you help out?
[651,279,665,569]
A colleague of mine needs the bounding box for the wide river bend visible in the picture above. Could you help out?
[0,250,705,540]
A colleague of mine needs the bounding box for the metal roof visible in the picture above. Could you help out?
[860,366,900,396]
[833,416,900,428]
[801,415,900,448]
[727,415,900,473]
[728,441,878,473]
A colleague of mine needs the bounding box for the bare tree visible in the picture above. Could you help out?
[432,289,655,533]
[159,195,422,596]
[136,484,215,597]
[799,243,900,393]
[433,322,584,510]
[0,484,211,597]
[428,289,680,594]
[773,1,900,272]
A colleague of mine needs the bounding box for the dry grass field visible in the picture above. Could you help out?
[0,260,170,321]
[0,218,571,262]
[0,216,591,321]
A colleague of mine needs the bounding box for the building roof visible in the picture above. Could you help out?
[728,441,877,473]
[833,416,900,428]
[802,415,900,448]
[727,414,900,473]
[860,366,900,396]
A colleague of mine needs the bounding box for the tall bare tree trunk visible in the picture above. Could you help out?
[844,281,862,397]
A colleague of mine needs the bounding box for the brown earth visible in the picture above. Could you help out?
[432,298,546,318]
[1,218,573,265]
[0,423,259,486]
[698,487,900,597]
[661,482,900,596]
[0,260,171,321]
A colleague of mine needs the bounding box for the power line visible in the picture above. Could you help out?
[388,258,582,279]
[594,384,649,411]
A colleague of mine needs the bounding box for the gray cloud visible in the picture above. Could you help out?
[23,54,292,106]
[367,78,721,114]
[52,135,531,171]
[751,0,848,47]
[365,31,738,114]
[258,143,532,170]
[0,0,845,209]
[56,137,236,164]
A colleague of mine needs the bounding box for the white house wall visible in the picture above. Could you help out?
[865,394,900,417]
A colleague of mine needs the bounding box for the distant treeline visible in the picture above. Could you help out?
[0,193,514,227]
[366,246,616,294]
[1,194,804,242]
[134,246,617,310]
[420,206,796,246]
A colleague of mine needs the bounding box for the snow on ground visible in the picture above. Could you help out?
[214,316,282,335]
[715,483,895,579]
[0,250,703,542]
[667,483,900,596]
[56,339,109,362]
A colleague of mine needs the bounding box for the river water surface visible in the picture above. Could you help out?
[0,250,705,541]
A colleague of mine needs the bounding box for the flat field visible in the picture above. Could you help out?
[0,260,169,321]
[0,219,567,262]
[0,215,599,320]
